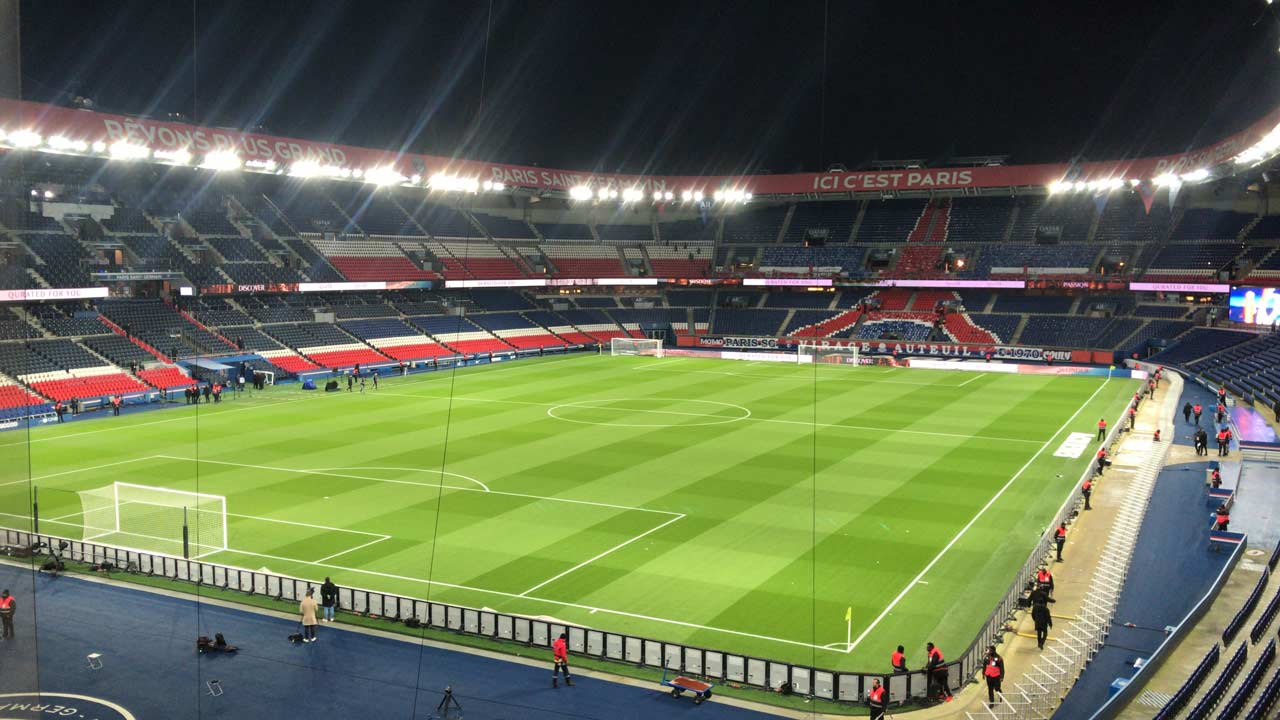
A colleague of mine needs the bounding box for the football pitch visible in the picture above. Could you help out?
[0,354,1137,671]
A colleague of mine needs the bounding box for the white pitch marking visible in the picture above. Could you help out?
[313,466,491,493]
[195,547,842,653]
[17,455,161,484]
[843,378,1114,654]
[958,373,983,387]
[154,456,679,517]
[314,535,391,564]
[225,511,389,538]
[379,392,1042,444]
[518,513,686,597]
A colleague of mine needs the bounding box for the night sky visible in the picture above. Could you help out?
[17,0,1280,175]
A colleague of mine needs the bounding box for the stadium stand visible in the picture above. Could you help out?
[711,309,787,336]
[408,315,513,354]
[339,318,455,360]
[469,312,566,349]
[311,238,438,281]
[722,206,788,243]
[658,218,718,242]
[645,242,713,276]
[471,212,536,240]
[782,201,858,243]
[541,243,625,277]
[551,309,629,342]
[946,196,1015,242]
[1148,328,1258,366]
[855,199,927,242]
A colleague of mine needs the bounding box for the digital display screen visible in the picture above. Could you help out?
[1229,286,1280,326]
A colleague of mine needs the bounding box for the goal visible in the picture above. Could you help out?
[77,482,228,559]
[611,338,664,358]
[797,342,860,366]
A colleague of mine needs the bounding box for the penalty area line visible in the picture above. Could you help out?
[517,513,686,597]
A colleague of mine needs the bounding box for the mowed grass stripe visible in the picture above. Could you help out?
[0,355,1139,670]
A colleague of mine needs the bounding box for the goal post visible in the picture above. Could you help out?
[610,337,664,358]
[797,342,860,366]
[75,482,228,559]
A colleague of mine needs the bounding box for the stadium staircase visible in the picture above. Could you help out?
[165,301,238,351]
[787,309,864,338]
[96,314,173,364]
[891,200,950,277]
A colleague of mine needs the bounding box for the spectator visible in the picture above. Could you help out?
[320,577,337,623]
[300,588,318,643]
[1183,402,1193,424]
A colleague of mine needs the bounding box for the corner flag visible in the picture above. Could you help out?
[845,606,852,623]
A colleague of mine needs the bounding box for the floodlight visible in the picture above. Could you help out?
[109,141,150,160]
[622,188,643,202]
[681,189,693,202]
[365,166,406,186]
[245,159,276,172]
[664,191,674,201]
[43,190,54,200]
[155,148,192,165]
[491,181,504,191]
[47,136,88,152]
[9,130,42,148]
[569,185,594,200]
[693,191,704,202]
[91,141,106,153]
[291,160,323,178]
[1180,168,1209,182]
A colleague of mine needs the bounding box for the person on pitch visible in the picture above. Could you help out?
[1183,401,1193,424]
[1096,417,1107,441]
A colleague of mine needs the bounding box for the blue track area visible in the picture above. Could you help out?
[0,565,778,720]
[1052,381,1233,719]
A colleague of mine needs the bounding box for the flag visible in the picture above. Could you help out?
[845,607,852,623]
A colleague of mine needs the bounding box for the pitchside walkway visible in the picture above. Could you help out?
[0,563,784,720]
[1052,379,1236,718]
[899,372,1182,719]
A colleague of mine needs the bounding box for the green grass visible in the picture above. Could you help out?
[0,353,1136,672]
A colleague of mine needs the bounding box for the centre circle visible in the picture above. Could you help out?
[546,398,752,428]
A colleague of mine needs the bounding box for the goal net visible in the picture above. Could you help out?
[77,482,228,559]
[611,338,664,358]
[797,343,860,366]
